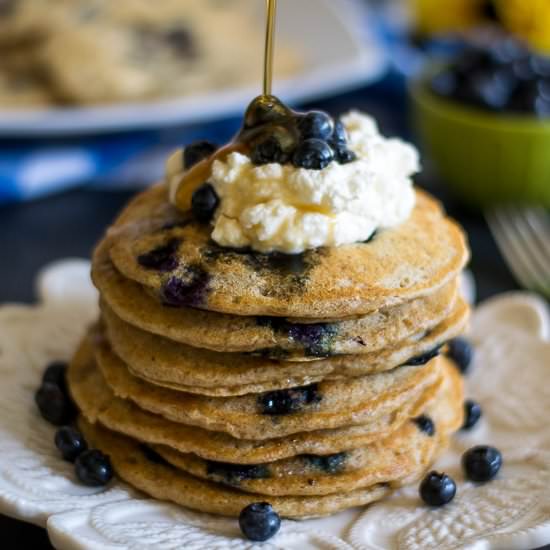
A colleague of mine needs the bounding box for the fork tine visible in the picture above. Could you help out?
[488,208,550,295]
[523,208,550,257]
[498,208,550,293]
[509,207,550,277]
[487,210,538,290]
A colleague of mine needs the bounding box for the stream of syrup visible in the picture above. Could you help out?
[263,0,278,97]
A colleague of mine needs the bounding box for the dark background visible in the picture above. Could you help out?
[0,81,531,548]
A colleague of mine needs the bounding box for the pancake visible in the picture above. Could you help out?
[95,341,443,440]
[94,240,463,358]
[79,418,393,519]
[106,184,469,317]
[101,297,469,396]
[151,363,463,496]
[68,337,445,463]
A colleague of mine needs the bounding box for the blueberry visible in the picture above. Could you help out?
[287,323,338,358]
[419,471,456,507]
[404,345,442,367]
[258,384,321,415]
[293,139,334,170]
[75,449,113,486]
[304,452,347,474]
[462,445,502,482]
[431,70,458,97]
[137,238,180,272]
[161,267,210,308]
[184,141,217,170]
[54,426,87,462]
[472,70,514,110]
[206,461,270,484]
[42,361,68,393]
[447,338,474,373]
[331,120,348,145]
[251,136,287,165]
[364,230,377,244]
[139,444,167,465]
[535,96,550,118]
[455,48,492,76]
[490,38,527,64]
[531,54,550,78]
[413,414,435,436]
[334,145,356,165]
[35,382,76,426]
[238,502,281,542]
[164,26,195,57]
[462,400,482,430]
[513,58,536,81]
[298,111,334,140]
[191,183,219,223]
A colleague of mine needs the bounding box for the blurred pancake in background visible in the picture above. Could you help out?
[0,0,302,107]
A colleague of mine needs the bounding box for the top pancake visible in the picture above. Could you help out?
[106,184,469,318]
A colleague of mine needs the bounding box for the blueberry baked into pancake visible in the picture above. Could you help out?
[35,89,476,529]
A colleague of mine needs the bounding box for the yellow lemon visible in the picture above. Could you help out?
[496,0,550,53]
[410,0,485,35]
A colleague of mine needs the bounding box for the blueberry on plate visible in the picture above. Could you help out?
[238,502,281,542]
[75,449,113,486]
[251,136,287,165]
[462,445,502,482]
[446,338,474,373]
[462,400,482,430]
[298,111,333,140]
[191,183,219,223]
[55,426,87,462]
[293,139,334,170]
[35,382,76,426]
[419,471,456,507]
[42,361,68,392]
[183,141,217,170]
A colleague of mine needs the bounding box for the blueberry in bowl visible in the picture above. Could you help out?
[411,38,550,207]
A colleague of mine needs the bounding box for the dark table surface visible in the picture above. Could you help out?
[0,80,528,548]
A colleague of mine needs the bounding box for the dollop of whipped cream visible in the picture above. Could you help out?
[172,111,420,254]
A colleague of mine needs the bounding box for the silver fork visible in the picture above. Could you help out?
[486,206,550,297]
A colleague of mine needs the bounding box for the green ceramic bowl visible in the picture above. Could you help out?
[411,78,550,207]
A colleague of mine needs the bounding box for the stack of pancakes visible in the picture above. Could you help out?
[68,183,470,518]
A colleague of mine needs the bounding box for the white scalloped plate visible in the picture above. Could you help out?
[0,260,549,550]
